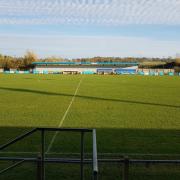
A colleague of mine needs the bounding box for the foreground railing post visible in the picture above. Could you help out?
[80,131,85,180]
[93,171,98,180]
[41,129,45,180]
[37,156,42,180]
[92,129,98,180]
[123,156,129,180]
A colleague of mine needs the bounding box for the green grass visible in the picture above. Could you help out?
[0,74,180,179]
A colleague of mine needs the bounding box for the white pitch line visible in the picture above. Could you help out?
[46,77,83,153]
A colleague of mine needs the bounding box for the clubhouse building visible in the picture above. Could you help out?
[32,62,139,75]
[2,61,176,76]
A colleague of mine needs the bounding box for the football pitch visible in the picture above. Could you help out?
[0,74,180,179]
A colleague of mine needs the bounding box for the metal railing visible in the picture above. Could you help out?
[1,128,180,180]
[98,157,180,180]
[1,155,180,180]
[0,128,98,180]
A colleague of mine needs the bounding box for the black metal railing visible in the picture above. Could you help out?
[0,128,180,180]
[1,155,180,180]
[0,127,98,180]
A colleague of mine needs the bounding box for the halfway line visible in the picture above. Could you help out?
[46,77,83,153]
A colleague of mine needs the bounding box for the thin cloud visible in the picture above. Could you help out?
[0,35,179,58]
[0,0,180,25]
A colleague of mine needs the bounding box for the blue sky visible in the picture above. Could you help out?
[0,0,180,58]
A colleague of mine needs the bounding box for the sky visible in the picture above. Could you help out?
[0,0,180,58]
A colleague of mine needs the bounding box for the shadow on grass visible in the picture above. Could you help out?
[0,86,180,109]
[23,78,54,80]
[23,78,34,80]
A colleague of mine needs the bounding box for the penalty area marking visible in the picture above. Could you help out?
[46,77,83,153]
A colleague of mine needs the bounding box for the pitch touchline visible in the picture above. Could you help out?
[46,77,83,153]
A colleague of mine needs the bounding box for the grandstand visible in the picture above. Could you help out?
[1,61,178,76]
[32,62,139,75]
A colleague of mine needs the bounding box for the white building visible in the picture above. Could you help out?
[32,62,139,74]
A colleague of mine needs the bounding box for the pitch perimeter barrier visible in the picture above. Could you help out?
[0,128,180,179]
[0,128,98,180]
[1,154,180,179]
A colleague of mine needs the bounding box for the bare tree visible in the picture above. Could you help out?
[175,57,180,65]
[23,50,38,69]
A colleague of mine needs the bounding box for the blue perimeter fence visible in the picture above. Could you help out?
[1,70,179,76]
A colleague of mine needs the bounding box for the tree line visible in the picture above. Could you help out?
[0,51,37,70]
[0,51,179,70]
